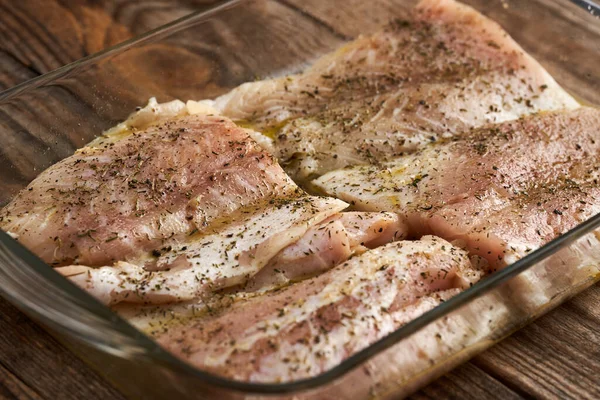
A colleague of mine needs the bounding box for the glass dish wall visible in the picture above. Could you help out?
[0,0,599,398]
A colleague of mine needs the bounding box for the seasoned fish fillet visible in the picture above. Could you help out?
[203,0,578,181]
[314,108,600,267]
[315,107,600,309]
[1,0,594,387]
[314,108,600,269]
[115,212,407,327]
[242,211,407,292]
[59,205,407,305]
[360,289,510,399]
[0,115,299,267]
[0,111,408,306]
[155,236,483,382]
[1,106,408,307]
[58,196,346,305]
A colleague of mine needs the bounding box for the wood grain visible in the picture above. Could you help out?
[0,297,124,400]
[0,363,44,400]
[410,363,523,400]
[0,0,219,91]
[0,0,599,399]
[473,285,600,400]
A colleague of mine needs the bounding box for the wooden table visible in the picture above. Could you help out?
[0,0,599,399]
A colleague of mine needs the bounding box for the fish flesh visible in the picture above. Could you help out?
[155,236,483,382]
[0,111,405,305]
[241,211,407,292]
[0,0,596,386]
[58,196,344,305]
[202,0,578,181]
[314,108,600,269]
[314,107,600,307]
[0,114,299,267]
[59,205,406,305]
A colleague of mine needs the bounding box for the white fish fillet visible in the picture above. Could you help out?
[155,236,484,382]
[58,196,348,305]
[199,0,578,181]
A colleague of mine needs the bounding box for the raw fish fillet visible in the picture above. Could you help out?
[0,0,594,386]
[60,202,406,305]
[0,115,299,267]
[155,236,483,382]
[314,108,600,268]
[314,108,600,306]
[203,0,578,181]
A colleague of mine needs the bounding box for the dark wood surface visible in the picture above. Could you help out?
[0,0,599,399]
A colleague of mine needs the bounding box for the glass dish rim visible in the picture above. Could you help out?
[3,210,600,394]
[0,0,599,394]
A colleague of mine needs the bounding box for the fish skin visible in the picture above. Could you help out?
[0,114,299,267]
[205,0,578,181]
[155,236,483,382]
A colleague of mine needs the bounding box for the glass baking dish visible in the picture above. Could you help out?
[1,0,599,398]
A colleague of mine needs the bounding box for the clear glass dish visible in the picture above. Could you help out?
[1,0,599,398]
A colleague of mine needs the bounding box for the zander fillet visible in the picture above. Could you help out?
[60,201,406,305]
[0,111,406,305]
[155,236,484,382]
[315,108,600,267]
[58,196,344,305]
[314,108,600,305]
[114,212,407,327]
[0,114,299,267]
[242,211,407,292]
[0,0,591,386]
[201,0,578,181]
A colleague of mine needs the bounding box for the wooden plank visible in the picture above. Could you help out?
[0,297,124,400]
[409,363,524,400]
[0,362,44,400]
[0,0,213,91]
[284,0,414,37]
[474,284,600,400]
